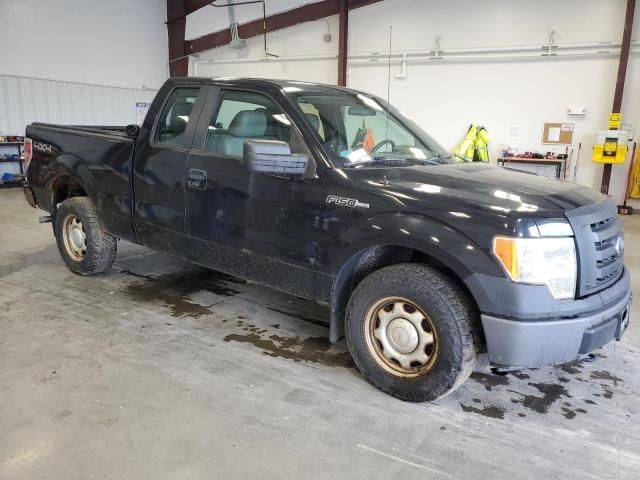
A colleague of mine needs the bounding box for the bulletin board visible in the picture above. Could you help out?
[542,122,574,145]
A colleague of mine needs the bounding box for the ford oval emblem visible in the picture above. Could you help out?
[615,234,625,256]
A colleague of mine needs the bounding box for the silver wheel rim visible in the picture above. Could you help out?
[364,296,437,377]
[62,215,87,260]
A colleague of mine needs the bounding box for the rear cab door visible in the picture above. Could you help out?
[132,82,207,253]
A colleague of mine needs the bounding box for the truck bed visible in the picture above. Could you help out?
[26,122,137,241]
[30,122,131,137]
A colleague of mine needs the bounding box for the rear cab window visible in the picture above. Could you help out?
[154,88,200,148]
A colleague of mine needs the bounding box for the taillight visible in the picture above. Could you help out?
[23,138,33,171]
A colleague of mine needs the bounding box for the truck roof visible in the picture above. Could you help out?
[167,76,363,96]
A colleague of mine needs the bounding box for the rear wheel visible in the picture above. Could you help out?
[345,264,480,402]
[54,197,117,275]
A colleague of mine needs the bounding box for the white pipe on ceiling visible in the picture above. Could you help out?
[190,40,640,76]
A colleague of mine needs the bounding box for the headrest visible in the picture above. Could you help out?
[168,102,193,134]
[304,113,320,132]
[228,110,267,137]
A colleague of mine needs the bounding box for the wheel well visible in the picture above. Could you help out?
[329,245,481,343]
[52,176,87,208]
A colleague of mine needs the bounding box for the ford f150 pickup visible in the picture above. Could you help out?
[23,78,631,401]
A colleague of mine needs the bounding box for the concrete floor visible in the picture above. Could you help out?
[0,188,639,480]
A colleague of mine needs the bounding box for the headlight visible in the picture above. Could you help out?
[492,236,577,300]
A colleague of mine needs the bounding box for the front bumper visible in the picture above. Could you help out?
[481,280,632,368]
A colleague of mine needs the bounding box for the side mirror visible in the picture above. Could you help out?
[125,124,140,138]
[243,140,308,176]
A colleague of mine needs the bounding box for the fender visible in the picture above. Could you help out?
[45,153,98,212]
[323,212,505,342]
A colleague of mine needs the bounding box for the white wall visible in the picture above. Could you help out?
[193,16,339,84]
[0,0,168,90]
[0,75,157,133]
[188,0,338,83]
[0,0,167,176]
[187,0,640,207]
[348,0,640,207]
[186,0,325,40]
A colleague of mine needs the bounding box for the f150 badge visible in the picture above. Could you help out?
[326,194,370,209]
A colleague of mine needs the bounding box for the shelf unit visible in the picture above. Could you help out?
[0,142,25,188]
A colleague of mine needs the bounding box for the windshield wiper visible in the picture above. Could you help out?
[450,152,472,162]
[343,156,410,168]
[418,153,473,165]
[417,153,452,165]
[342,159,375,168]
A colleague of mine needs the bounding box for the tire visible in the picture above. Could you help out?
[54,196,117,275]
[345,264,480,402]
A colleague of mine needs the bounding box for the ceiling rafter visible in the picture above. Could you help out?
[167,0,382,77]
[185,0,381,54]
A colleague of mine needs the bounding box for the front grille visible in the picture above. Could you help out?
[566,200,624,297]
[590,216,614,232]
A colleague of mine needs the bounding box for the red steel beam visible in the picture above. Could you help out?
[167,0,189,77]
[601,0,635,195]
[337,0,348,86]
[168,0,218,22]
[185,0,381,56]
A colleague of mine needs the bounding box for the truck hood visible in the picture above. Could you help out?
[378,162,605,214]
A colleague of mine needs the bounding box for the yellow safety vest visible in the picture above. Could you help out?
[454,125,477,162]
[454,124,489,162]
[475,126,489,162]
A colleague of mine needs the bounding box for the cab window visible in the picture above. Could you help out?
[205,91,293,157]
[154,88,200,147]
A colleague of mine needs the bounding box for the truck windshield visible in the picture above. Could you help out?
[293,91,460,168]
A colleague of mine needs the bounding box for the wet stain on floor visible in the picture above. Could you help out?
[465,371,590,420]
[266,306,329,329]
[561,405,588,419]
[470,372,510,391]
[460,402,506,419]
[556,360,584,375]
[122,269,242,318]
[590,370,622,383]
[118,265,620,420]
[224,320,353,368]
[119,269,155,281]
[510,382,569,414]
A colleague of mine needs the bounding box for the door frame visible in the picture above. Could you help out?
[183,85,327,297]
[131,84,209,244]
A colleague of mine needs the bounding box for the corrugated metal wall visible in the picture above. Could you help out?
[0,75,158,175]
[0,75,158,135]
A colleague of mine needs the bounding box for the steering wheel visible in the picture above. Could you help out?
[372,139,396,153]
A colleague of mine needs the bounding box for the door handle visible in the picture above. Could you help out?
[187,168,207,190]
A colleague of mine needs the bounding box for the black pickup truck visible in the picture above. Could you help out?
[23,77,631,401]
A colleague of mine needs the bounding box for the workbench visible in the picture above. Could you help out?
[498,157,565,179]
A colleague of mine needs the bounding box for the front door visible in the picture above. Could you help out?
[133,85,206,253]
[184,88,324,297]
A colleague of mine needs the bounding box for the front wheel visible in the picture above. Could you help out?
[345,264,480,402]
[54,197,117,275]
